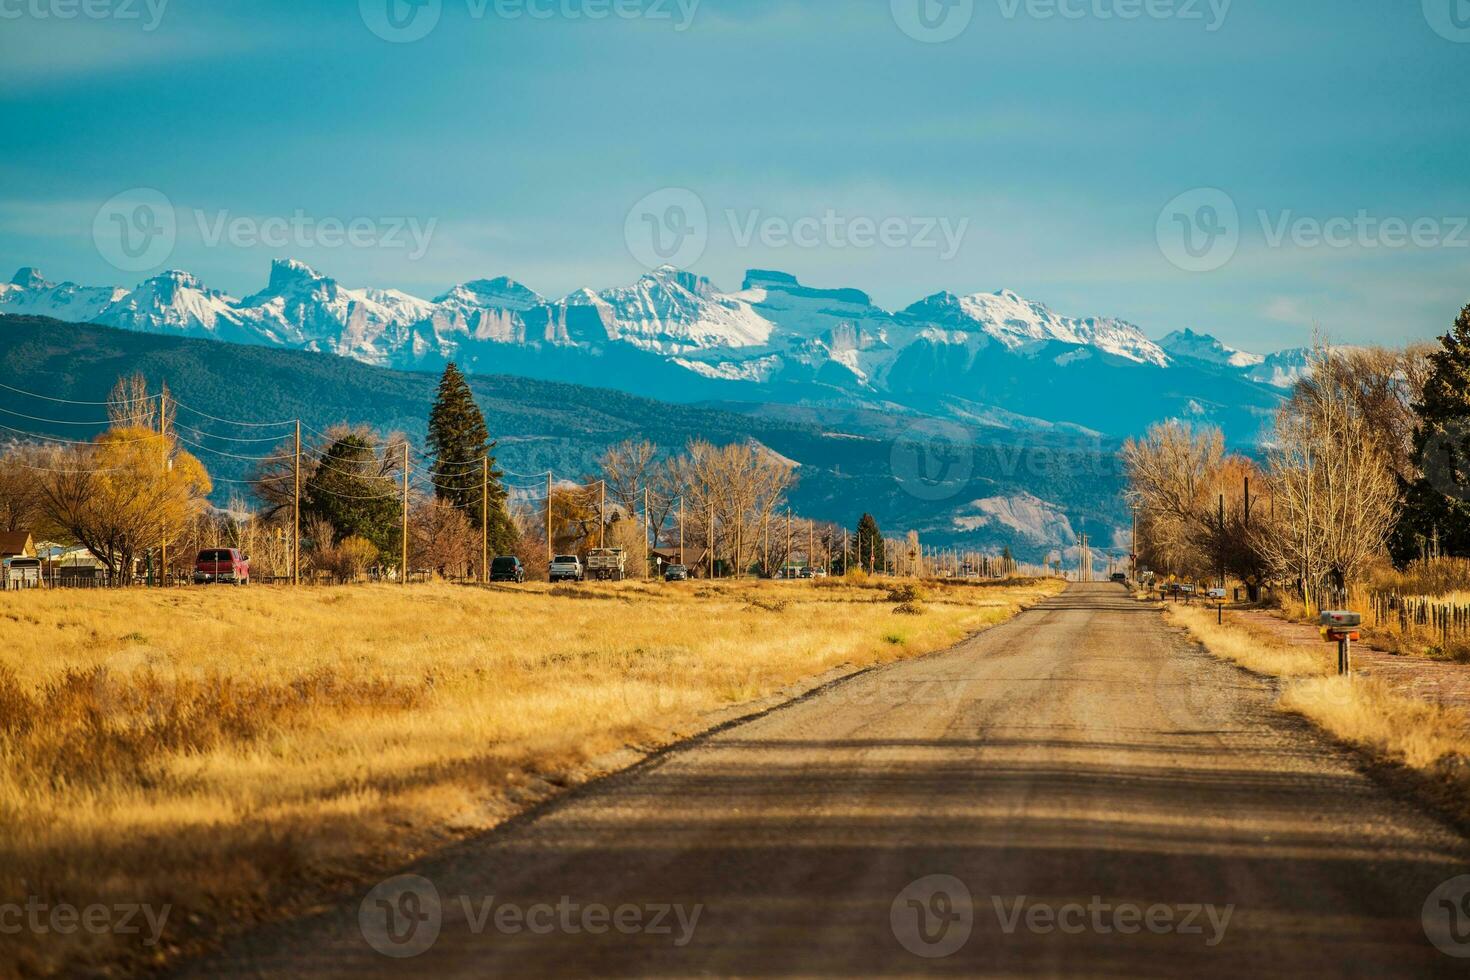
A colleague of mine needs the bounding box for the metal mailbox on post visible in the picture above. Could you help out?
[1319,610,1362,676]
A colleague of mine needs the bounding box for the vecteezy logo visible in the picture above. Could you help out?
[359,874,442,958]
[1419,416,1470,503]
[891,0,974,43]
[1423,875,1470,957]
[1156,188,1240,273]
[360,0,442,43]
[93,188,176,273]
[890,419,974,502]
[624,187,708,271]
[1423,0,1470,42]
[890,874,973,958]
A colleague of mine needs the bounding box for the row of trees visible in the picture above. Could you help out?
[1124,303,1470,608]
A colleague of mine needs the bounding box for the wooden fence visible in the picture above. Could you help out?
[1370,592,1470,642]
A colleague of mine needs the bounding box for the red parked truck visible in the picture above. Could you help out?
[193,548,250,585]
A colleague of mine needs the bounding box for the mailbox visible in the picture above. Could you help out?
[1206,588,1227,601]
[1319,611,1361,675]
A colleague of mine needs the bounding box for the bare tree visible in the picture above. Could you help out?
[1253,343,1400,609]
[410,498,477,578]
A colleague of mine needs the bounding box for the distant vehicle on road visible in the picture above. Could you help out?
[549,555,584,583]
[585,548,627,582]
[490,555,525,583]
[664,564,689,582]
[194,548,249,585]
[1110,572,1127,583]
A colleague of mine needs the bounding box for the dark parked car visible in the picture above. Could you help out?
[194,548,250,585]
[490,555,525,583]
[664,564,689,581]
[1110,572,1127,583]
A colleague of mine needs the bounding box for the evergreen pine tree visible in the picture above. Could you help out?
[427,364,517,554]
[855,513,885,572]
[1392,304,1470,562]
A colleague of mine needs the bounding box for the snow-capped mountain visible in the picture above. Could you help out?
[0,260,1305,439]
[1159,328,1265,369]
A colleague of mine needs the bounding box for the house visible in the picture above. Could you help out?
[0,531,35,559]
[650,546,708,574]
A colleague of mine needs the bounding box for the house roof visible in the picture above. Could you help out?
[0,531,34,556]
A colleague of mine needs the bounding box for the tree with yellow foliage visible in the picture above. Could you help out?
[36,375,212,584]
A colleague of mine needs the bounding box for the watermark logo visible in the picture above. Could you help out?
[361,0,699,41]
[727,209,969,260]
[358,874,702,957]
[1421,417,1470,504]
[0,898,170,947]
[193,209,438,260]
[1423,0,1470,42]
[996,0,1231,31]
[891,874,973,957]
[360,0,442,42]
[891,0,974,43]
[625,187,708,271]
[1424,874,1470,957]
[359,874,443,958]
[93,188,176,273]
[1156,187,1239,273]
[1259,210,1469,251]
[891,419,974,502]
[0,0,169,30]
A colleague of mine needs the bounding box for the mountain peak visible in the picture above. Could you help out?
[1159,328,1264,369]
[266,257,327,289]
[10,267,50,289]
[641,266,718,298]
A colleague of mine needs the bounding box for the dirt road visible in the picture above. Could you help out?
[184,583,1470,977]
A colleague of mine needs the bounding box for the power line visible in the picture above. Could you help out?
[0,379,128,406]
[170,399,298,428]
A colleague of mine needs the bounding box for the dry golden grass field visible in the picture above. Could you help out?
[0,574,1061,977]
[1166,603,1470,779]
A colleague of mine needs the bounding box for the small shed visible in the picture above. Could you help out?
[5,557,41,590]
[0,531,35,560]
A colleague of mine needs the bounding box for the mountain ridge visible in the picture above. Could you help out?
[0,261,1302,441]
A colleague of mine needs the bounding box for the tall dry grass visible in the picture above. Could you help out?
[0,576,1061,976]
[1166,604,1470,780]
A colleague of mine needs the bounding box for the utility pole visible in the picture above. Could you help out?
[545,472,553,564]
[481,456,489,584]
[599,480,606,548]
[709,501,716,578]
[293,419,301,586]
[679,497,685,566]
[401,442,409,585]
[763,512,770,578]
[643,485,650,580]
[1218,492,1226,589]
[808,520,814,575]
[786,509,793,576]
[158,391,167,587]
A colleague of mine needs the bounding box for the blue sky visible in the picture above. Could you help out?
[1,0,1467,353]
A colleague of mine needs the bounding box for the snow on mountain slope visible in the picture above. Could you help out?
[902,290,1170,367]
[1159,328,1266,369]
[588,266,775,354]
[0,260,1302,418]
[235,259,435,363]
[96,270,246,338]
[1246,348,1314,389]
[0,268,125,322]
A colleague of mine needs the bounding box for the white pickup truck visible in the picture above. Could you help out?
[584,548,627,582]
[549,554,584,583]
